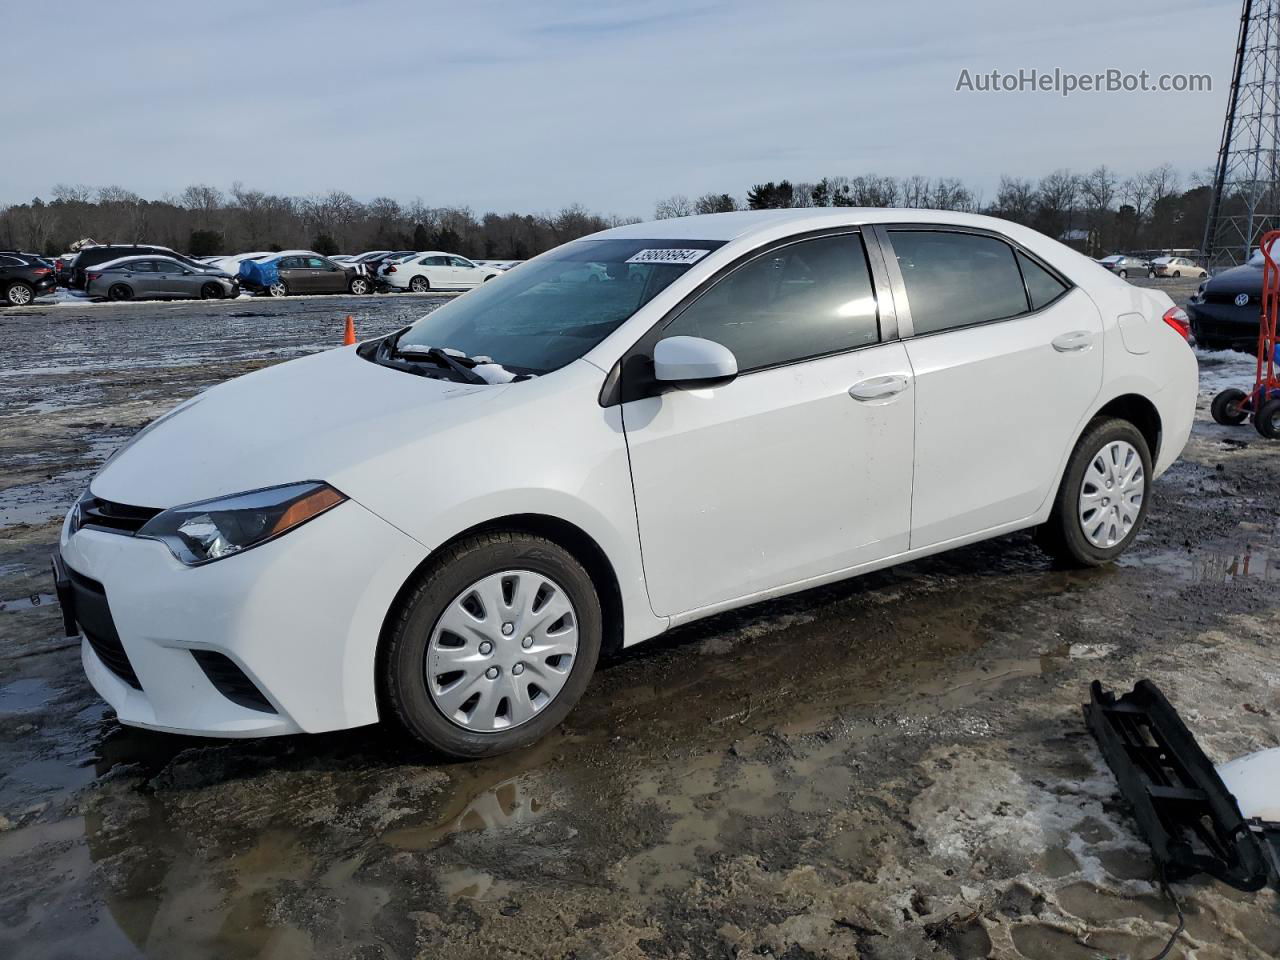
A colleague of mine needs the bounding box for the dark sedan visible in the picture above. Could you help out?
[0,251,58,306]
[1187,251,1264,351]
[239,253,373,297]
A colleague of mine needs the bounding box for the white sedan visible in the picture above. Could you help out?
[380,251,501,292]
[56,208,1196,758]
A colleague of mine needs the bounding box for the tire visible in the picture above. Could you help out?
[408,275,430,293]
[1199,271,1208,279]
[1039,417,1152,567]
[200,282,223,300]
[1212,388,1250,425]
[349,276,371,295]
[1148,270,1156,279]
[1173,271,1181,278]
[382,532,602,758]
[1117,269,1128,279]
[267,280,288,298]
[1254,398,1280,439]
[4,281,34,306]
[107,283,133,302]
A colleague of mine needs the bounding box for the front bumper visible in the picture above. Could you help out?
[1187,301,1259,346]
[58,497,428,738]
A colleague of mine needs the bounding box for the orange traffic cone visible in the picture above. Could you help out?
[343,315,356,346]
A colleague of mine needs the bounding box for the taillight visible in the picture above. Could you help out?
[1162,305,1192,341]
[32,267,51,276]
[386,264,396,273]
[87,272,102,282]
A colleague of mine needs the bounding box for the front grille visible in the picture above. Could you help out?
[191,651,277,714]
[76,495,161,535]
[1203,291,1256,306]
[68,568,143,689]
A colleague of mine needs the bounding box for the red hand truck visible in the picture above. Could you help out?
[1211,229,1280,437]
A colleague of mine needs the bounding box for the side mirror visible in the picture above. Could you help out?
[183,269,194,275]
[653,336,738,385]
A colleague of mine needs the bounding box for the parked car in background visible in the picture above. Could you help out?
[1096,254,1153,279]
[57,208,1196,758]
[54,253,78,286]
[0,251,58,306]
[1151,255,1207,279]
[84,256,239,302]
[379,252,502,292]
[1187,248,1263,350]
[357,250,416,278]
[238,252,373,297]
[70,244,206,290]
[475,260,525,271]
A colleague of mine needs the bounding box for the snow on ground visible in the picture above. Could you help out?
[1196,347,1259,397]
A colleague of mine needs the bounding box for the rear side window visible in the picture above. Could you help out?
[660,234,880,372]
[127,261,157,272]
[423,256,448,266]
[1017,252,1068,309]
[0,255,22,266]
[890,231,1028,335]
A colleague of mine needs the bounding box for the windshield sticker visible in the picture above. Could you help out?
[625,248,711,266]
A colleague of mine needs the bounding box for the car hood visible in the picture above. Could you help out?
[1204,264,1263,295]
[91,346,509,509]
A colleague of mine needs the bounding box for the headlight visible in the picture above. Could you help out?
[138,482,346,566]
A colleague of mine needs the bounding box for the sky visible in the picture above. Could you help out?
[1,0,1240,218]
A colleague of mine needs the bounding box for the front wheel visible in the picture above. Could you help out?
[1212,388,1250,425]
[408,275,430,293]
[1117,269,1128,279]
[1148,269,1156,279]
[349,276,371,295]
[107,283,133,302]
[4,281,34,306]
[381,532,602,758]
[267,280,288,298]
[200,282,223,300]
[1039,417,1151,566]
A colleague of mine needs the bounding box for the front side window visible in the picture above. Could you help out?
[391,238,724,375]
[449,256,472,268]
[890,231,1029,335]
[659,233,880,372]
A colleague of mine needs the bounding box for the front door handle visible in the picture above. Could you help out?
[1052,330,1094,352]
[849,374,910,401]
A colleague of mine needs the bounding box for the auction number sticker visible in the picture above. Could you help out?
[625,248,711,265]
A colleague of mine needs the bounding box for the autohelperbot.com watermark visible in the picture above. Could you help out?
[955,67,1212,97]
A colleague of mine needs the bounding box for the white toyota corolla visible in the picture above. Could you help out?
[55,209,1197,758]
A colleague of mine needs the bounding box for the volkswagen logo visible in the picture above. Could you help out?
[1236,293,1251,307]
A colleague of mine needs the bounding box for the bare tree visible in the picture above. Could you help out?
[654,195,694,219]
[180,184,224,228]
[1036,169,1081,238]
[694,192,737,214]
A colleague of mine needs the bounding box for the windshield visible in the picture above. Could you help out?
[393,238,724,375]
[1249,249,1266,266]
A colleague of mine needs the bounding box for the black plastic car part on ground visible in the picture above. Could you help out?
[1188,261,1265,350]
[1084,679,1279,892]
[0,251,58,306]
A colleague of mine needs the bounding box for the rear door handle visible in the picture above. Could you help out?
[1052,330,1094,352]
[849,374,910,401]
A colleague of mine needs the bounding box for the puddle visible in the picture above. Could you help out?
[0,677,55,713]
[1,593,57,613]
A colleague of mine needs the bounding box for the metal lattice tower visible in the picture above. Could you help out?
[1205,0,1280,269]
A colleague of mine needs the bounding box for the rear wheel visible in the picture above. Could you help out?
[200,282,223,300]
[349,276,371,295]
[381,531,602,758]
[107,283,133,301]
[4,281,34,306]
[1147,269,1156,279]
[1118,269,1128,279]
[267,280,288,298]
[408,275,430,293]
[1039,417,1151,566]
[1253,398,1280,439]
[1212,388,1250,425]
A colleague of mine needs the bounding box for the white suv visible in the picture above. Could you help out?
[57,209,1197,758]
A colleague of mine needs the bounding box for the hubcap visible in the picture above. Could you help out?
[427,569,578,733]
[10,286,31,305]
[1079,440,1144,548]
[270,282,286,296]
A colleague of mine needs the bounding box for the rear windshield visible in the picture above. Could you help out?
[395,238,724,375]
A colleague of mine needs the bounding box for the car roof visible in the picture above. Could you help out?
[94,254,185,269]
[587,208,1029,243]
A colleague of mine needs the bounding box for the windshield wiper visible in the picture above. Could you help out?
[393,342,487,385]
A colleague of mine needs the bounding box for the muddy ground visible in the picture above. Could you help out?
[1,281,1278,959]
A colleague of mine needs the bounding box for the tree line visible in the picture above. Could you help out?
[0,165,1219,260]
[656,165,1216,256]
[0,183,637,260]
